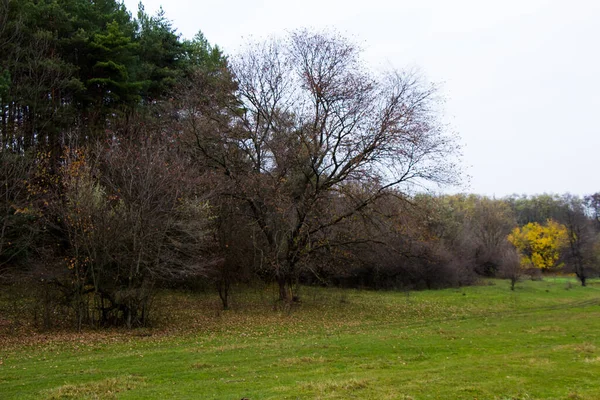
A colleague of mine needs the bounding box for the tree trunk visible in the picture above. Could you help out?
[217,280,230,310]
[277,276,288,302]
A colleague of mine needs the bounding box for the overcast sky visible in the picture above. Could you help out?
[123,0,600,197]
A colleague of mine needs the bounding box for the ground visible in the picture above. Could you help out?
[1,277,599,399]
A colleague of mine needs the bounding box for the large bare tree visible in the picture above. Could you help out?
[183,29,461,300]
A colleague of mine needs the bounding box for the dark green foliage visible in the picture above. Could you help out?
[0,69,9,99]
[0,152,37,273]
[183,31,227,72]
[85,21,141,109]
[135,5,184,99]
[0,0,226,152]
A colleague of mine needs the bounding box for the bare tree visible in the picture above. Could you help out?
[38,130,219,328]
[500,244,522,290]
[584,193,600,229]
[561,194,594,286]
[450,195,517,276]
[183,30,461,300]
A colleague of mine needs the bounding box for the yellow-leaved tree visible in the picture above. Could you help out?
[507,220,568,271]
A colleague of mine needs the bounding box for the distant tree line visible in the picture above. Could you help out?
[1,0,598,330]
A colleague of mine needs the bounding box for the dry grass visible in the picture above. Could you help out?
[300,377,370,392]
[42,375,145,400]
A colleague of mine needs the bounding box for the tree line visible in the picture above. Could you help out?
[1,0,598,330]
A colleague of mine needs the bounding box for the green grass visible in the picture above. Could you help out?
[1,278,600,399]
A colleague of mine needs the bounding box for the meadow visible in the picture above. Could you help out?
[1,278,600,399]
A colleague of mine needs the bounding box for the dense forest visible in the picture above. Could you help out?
[1,0,599,330]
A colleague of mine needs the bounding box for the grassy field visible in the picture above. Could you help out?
[1,277,600,399]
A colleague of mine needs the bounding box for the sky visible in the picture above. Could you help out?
[123,0,600,197]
